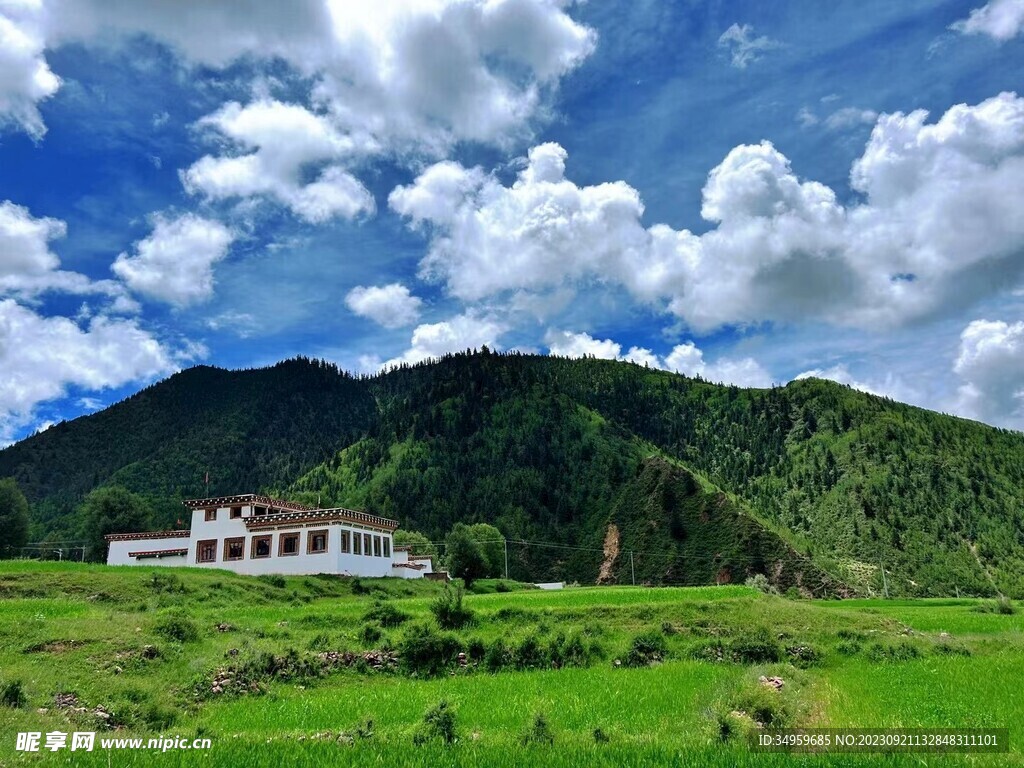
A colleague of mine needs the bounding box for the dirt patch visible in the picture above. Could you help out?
[597,524,620,584]
[24,640,88,654]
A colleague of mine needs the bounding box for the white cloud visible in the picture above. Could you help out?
[0,199,128,300]
[717,23,782,69]
[824,106,879,130]
[394,93,1024,333]
[344,283,423,329]
[951,0,1024,41]
[375,312,507,370]
[545,329,621,360]
[793,363,918,404]
[0,298,191,444]
[0,2,60,138]
[112,214,234,307]
[953,319,1024,428]
[544,331,773,387]
[181,99,374,223]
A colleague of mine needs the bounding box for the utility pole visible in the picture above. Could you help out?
[503,539,509,581]
[630,551,635,586]
[880,560,889,599]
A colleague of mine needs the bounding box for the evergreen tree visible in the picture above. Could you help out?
[0,478,29,558]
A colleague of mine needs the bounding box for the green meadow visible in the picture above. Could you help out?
[0,562,1021,766]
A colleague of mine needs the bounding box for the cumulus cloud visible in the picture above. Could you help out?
[0,199,127,301]
[393,93,1024,333]
[717,23,782,69]
[0,299,190,444]
[371,312,507,370]
[951,0,1024,41]
[344,283,423,329]
[953,319,1024,428]
[0,2,60,138]
[794,364,919,405]
[824,106,879,130]
[112,214,234,307]
[545,330,773,387]
[181,99,374,223]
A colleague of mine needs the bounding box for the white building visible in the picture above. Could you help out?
[105,493,435,578]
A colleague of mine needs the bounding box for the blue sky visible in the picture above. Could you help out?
[1,0,1023,444]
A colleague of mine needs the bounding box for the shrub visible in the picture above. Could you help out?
[485,639,510,672]
[624,630,668,667]
[307,632,332,651]
[744,574,779,595]
[413,700,458,745]
[1,680,26,708]
[592,727,609,743]
[495,581,510,593]
[431,584,474,630]
[399,624,463,677]
[514,634,546,670]
[148,572,185,594]
[661,621,677,635]
[350,577,370,595]
[996,595,1016,615]
[521,712,555,746]
[729,629,782,664]
[364,600,410,628]
[154,612,200,643]
[258,574,287,589]
[866,641,922,663]
[359,623,383,645]
[466,637,486,663]
[785,644,821,667]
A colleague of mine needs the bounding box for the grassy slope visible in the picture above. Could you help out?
[0,563,1022,766]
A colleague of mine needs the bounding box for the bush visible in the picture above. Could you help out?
[307,632,332,651]
[154,612,200,643]
[1,680,26,708]
[359,623,383,645]
[413,700,459,745]
[661,621,677,636]
[785,644,821,667]
[431,584,474,630]
[350,577,371,595]
[514,634,546,670]
[399,624,463,677]
[258,574,287,589]
[624,630,668,667]
[997,595,1016,615]
[364,599,410,628]
[495,581,510,593]
[485,639,510,672]
[466,638,486,663]
[866,641,922,663]
[744,574,779,595]
[729,629,782,664]
[521,712,555,746]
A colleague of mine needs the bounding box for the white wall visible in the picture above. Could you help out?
[106,537,189,567]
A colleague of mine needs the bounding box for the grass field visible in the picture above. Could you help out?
[0,562,1021,766]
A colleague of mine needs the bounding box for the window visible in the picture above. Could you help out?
[383,538,391,558]
[340,531,350,554]
[352,532,361,555]
[373,536,382,558]
[279,532,299,556]
[254,506,267,517]
[251,535,272,559]
[197,539,217,563]
[307,529,328,554]
[204,509,217,522]
[223,537,245,561]
[363,533,372,556]
[230,506,242,520]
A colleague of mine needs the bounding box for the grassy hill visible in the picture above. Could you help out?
[2,352,1023,596]
[0,563,1020,766]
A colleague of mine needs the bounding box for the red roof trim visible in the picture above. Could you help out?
[181,493,314,513]
[246,506,398,532]
[392,562,426,570]
[105,530,191,542]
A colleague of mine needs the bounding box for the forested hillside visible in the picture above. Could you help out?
[1,352,1021,596]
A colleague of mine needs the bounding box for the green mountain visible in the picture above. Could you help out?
[1,352,1022,597]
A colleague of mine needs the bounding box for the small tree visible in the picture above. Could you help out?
[445,523,487,587]
[80,486,151,562]
[0,479,29,558]
[465,523,504,578]
[394,530,439,559]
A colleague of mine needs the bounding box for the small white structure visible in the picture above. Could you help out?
[105,493,433,578]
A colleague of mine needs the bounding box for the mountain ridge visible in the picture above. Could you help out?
[2,352,1022,596]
